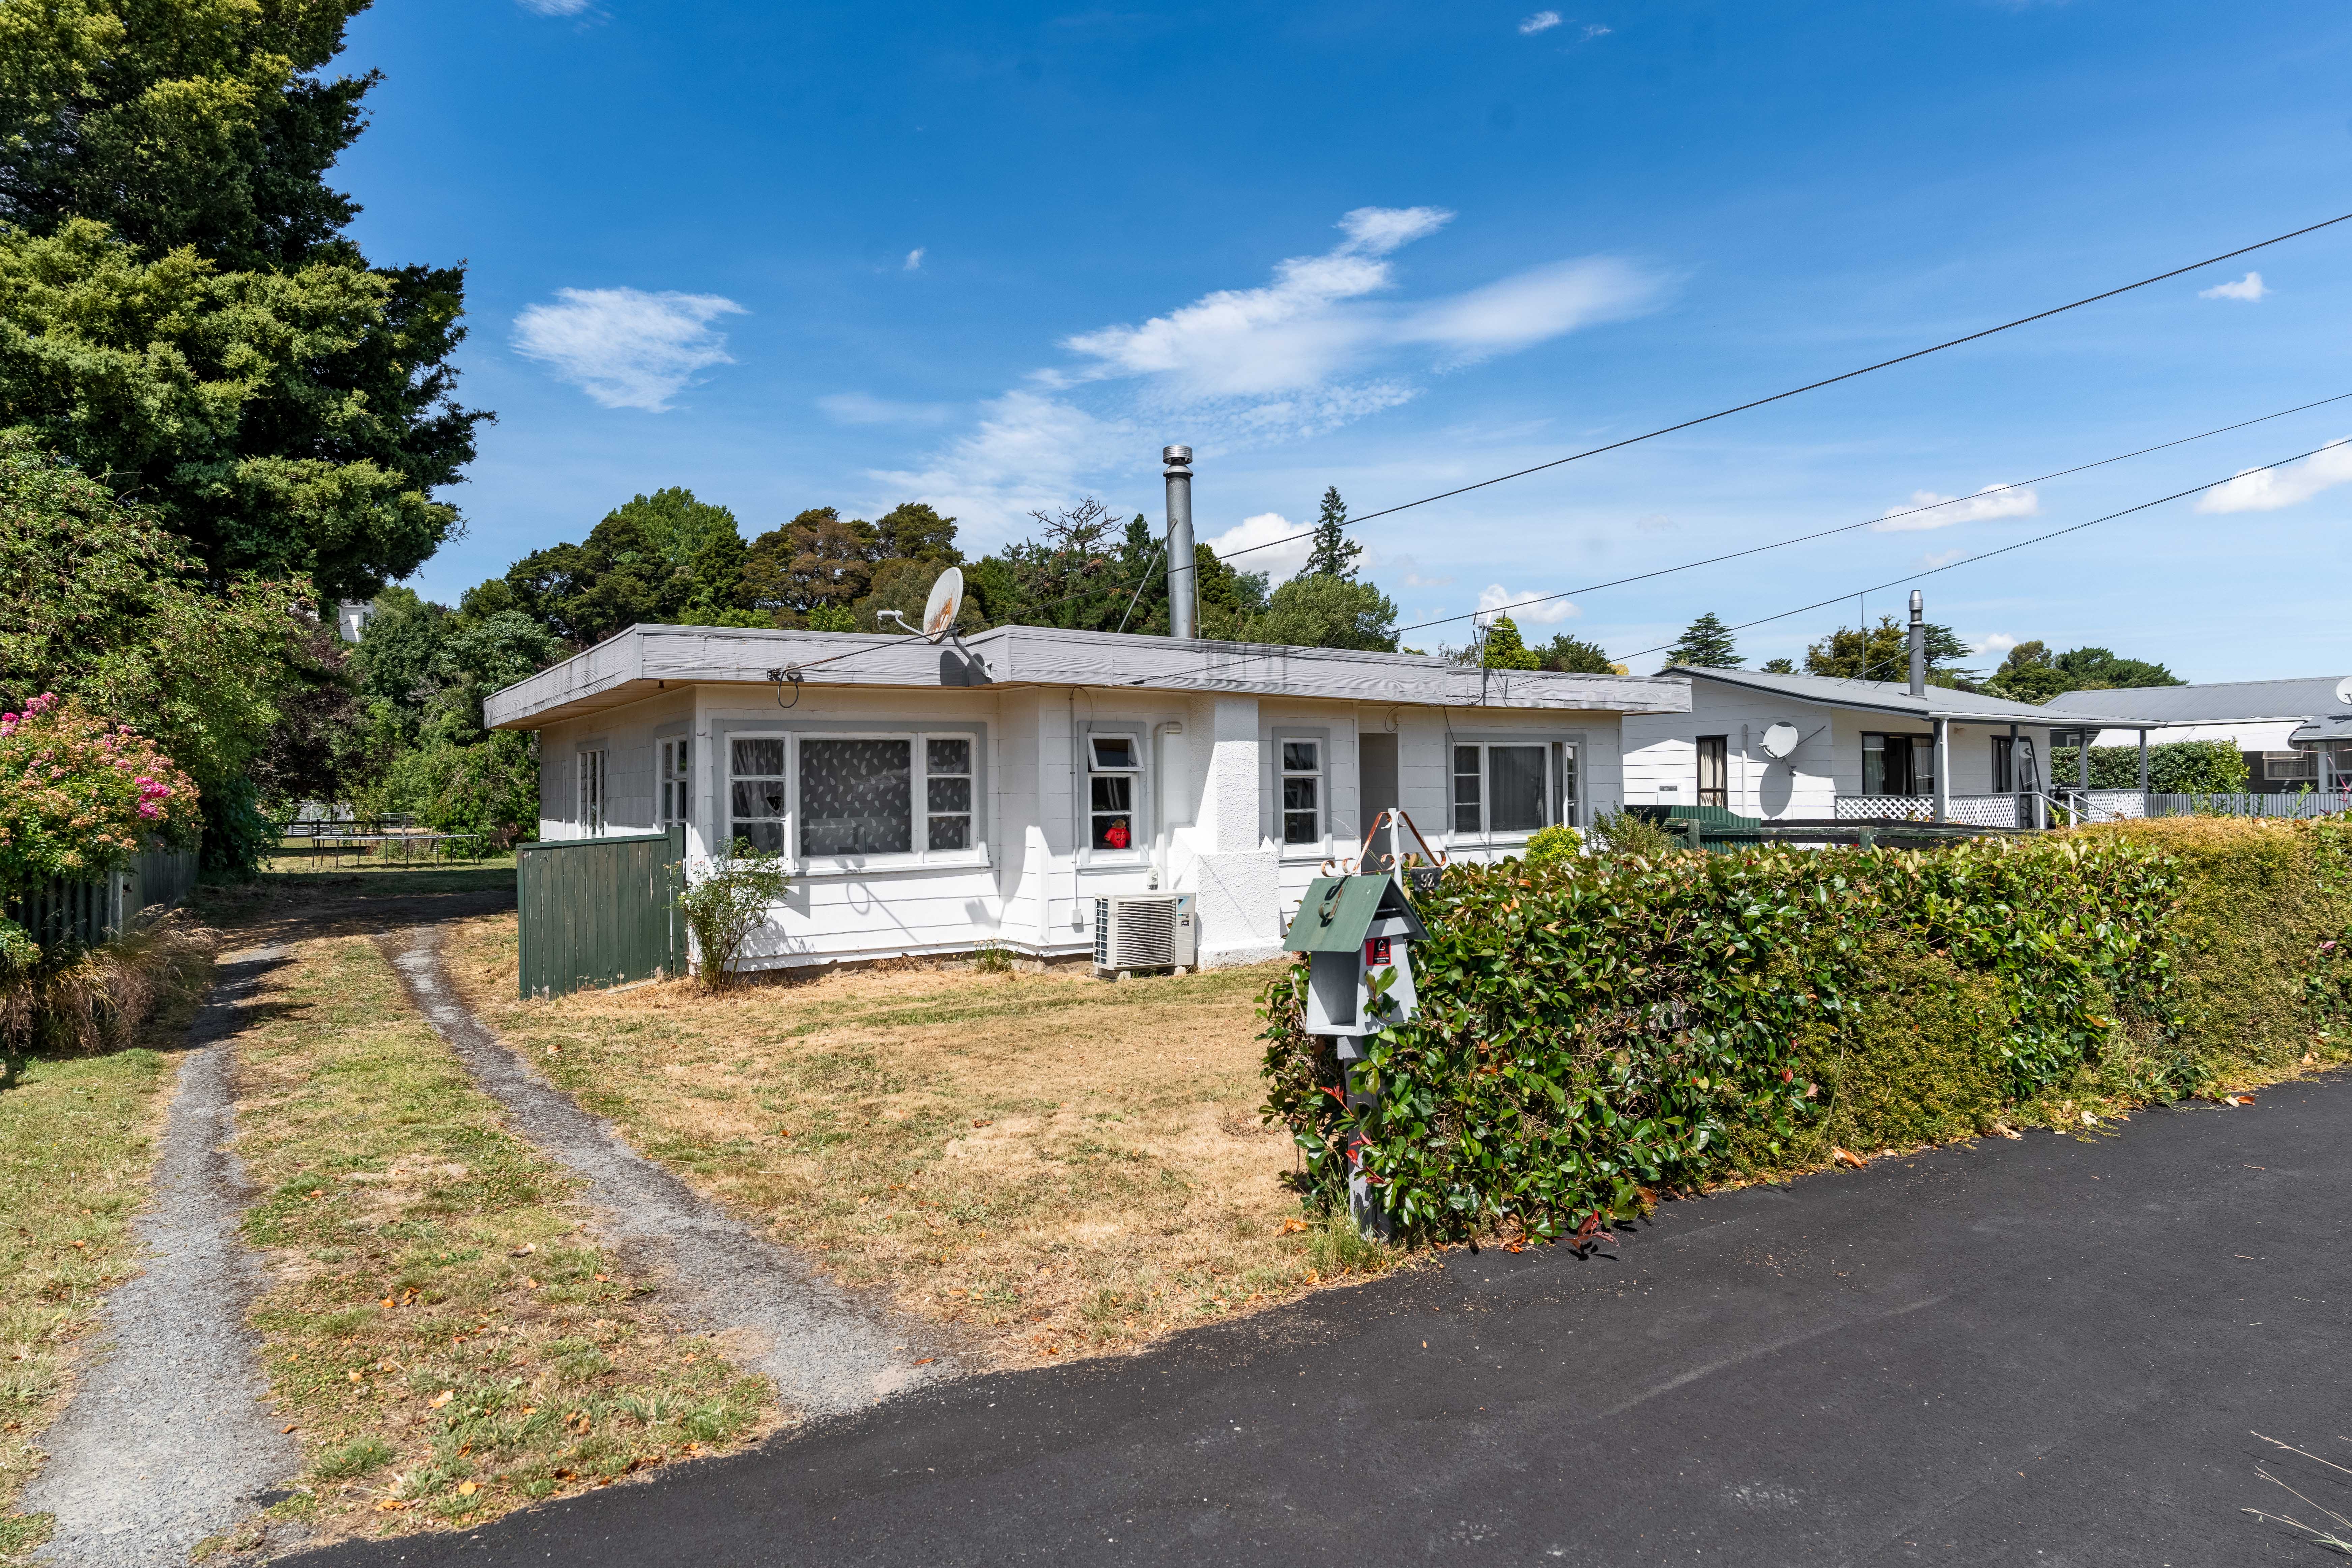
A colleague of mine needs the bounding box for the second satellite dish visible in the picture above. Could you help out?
[921,567,965,644]
[2335,675,2352,708]
[1760,722,1801,760]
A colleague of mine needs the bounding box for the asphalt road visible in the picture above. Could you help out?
[300,1077,2352,1567]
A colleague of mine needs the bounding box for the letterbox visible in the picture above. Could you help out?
[1282,874,1427,1049]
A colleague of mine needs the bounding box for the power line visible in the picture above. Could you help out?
[1205,207,2352,565]
[1117,403,2350,690]
[1604,435,2349,667]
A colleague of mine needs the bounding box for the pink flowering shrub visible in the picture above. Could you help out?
[0,694,200,893]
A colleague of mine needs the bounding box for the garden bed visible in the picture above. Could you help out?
[441,916,1390,1367]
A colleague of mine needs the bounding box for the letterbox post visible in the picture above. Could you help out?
[1283,873,1427,1241]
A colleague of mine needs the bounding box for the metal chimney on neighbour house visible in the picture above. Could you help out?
[1164,445,1198,640]
[1907,590,1926,697]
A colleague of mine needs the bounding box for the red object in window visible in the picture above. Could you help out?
[1104,819,1130,849]
[1365,936,1391,966]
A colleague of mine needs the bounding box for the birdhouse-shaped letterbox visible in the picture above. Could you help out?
[1283,874,1427,1048]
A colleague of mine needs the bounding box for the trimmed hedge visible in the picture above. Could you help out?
[1260,818,2352,1243]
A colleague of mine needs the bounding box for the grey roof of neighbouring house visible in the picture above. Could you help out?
[2042,676,2352,726]
[1665,665,2144,728]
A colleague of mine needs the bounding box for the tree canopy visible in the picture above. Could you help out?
[0,0,485,599]
[1302,486,1361,580]
[1804,615,1973,684]
[1983,640,2184,703]
[1660,611,1743,671]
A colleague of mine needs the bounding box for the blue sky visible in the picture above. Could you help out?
[346,0,2352,679]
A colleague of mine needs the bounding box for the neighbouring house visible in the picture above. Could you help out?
[2043,676,2352,794]
[484,623,1689,973]
[1623,664,2146,826]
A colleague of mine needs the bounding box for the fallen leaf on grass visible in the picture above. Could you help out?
[282,1424,298,1434]
[971,1119,993,1128]
[1831,1147,1868,1169]
[913,1358,936,1366]
[1281,1218,1309,1234]
[2081,1111,2098,1126]
[428,1390,454,1408]
[510,1244,536,1257]
[1992,1124,2023,1140]
[374,1499,404,1513]
[456,1481,478,1497]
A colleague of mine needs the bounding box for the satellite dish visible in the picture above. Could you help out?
[1760,721,1801,760]
[2335,675,2352,707]
[921,567,965,644]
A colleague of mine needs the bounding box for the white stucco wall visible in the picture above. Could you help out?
[531,682,1629,972]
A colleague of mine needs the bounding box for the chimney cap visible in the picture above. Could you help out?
[1163,444,1193,467]
[1909,589,1923,618]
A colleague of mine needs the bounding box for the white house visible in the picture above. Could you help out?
[2043,676,2352,794]
[484,623,1689,972]
[1623,664,2143,826]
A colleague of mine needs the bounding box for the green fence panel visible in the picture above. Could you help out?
[515,828,685,1000]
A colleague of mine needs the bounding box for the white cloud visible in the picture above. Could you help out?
[512,287,743,411]
[1478,584,1579,625]
[1054,206,1658,428]
[816,392,954,426]
[1635,512,1674,533]
[866,390,1135,537]
[1974,633,2019,656]
[1922,548,1968,568]
[2195,437,2352,513]
[905,248,926,272]
[518,0,591,13]
[1519,10,1562,33]
[1871,483,2039,531]
[1205,512,1314,582]
[2199,270,2269,302]
[1582,22,1612,38]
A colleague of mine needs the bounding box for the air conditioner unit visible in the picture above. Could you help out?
[1093,893,1197,976]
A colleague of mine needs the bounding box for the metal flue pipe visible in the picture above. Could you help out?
[1907,589,1926,697]
[1164,445,1197,640]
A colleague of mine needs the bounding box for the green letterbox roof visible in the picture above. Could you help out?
[1283,874,1428,954]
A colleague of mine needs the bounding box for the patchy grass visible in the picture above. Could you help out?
[444,915,1396,1367]
[229,933,769,1547]
[0,942,211,1556]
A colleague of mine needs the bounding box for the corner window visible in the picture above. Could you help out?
[1088,731,1140,851]
[1280,739,1323,846]
[576,748,607,835]
[1862,732,1934,796]
[1452,742,1554,835]
[659,738,691,830]
[1695,736,1728,808]
[729,737,786,852]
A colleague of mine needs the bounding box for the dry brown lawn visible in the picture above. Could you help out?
[443,915,1392,1368]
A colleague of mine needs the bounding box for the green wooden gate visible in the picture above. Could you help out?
[516,826,686,999]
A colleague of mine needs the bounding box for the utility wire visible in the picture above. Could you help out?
[1204,208,2352,566]
[1603,435,2350,667]
[1118,411,2351,690]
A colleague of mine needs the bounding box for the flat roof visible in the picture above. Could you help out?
[485,623,1694,729]
[1667,664,2146,728]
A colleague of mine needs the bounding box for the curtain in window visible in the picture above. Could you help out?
[801,739,912,856]
[1487,745,1546,832]
[729,738,786,852]
[927,737,973,851]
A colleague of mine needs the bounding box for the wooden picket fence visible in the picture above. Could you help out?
[6,844,202,949]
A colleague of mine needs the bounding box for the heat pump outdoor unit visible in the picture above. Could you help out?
[1093,893,1197,976]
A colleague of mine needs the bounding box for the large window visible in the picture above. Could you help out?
[1452,742,1553,835]
[1695,736,1728,808]
[576,748,606,835]
[2266,750,2318,782]
[1087,733,1140,851]
[1991,736,2014,794]
[1280,739,1323,846]
[1862,732,1934,796]
[801,739,914,855]
[724,732,980,861]
[659,738,691,830]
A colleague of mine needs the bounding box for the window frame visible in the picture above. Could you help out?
[1084,724,1145,858]
[719,728,988,871]
[576,747,607,836]
[658,737,692,832]
[1447,738,1567,840]
[1278,736,1325,850]
[1990,735,2015,795]
[1695,735,1728,808]
[1860,730,1934,797]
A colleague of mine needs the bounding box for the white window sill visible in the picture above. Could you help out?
[788,851,994,879]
